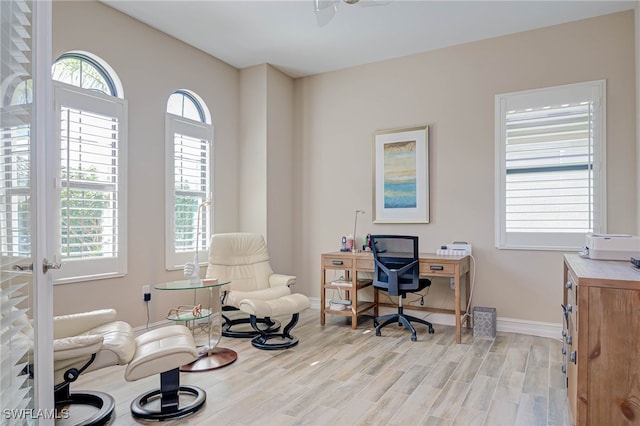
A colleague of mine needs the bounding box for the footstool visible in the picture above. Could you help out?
[124,325,206,420]
[238,293,310,350]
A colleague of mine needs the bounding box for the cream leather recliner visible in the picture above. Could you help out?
[2,304,136,426]
[205,232,295,337]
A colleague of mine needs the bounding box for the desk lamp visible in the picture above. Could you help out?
[352,209,365,253]
[184,199,211,283]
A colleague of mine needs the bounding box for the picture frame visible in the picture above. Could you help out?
[373,126,430,223]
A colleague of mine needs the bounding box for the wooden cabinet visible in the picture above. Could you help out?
[320,252,377,329]
[563,254,640,425]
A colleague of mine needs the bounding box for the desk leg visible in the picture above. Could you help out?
[464,271,471,329]
[181,286,237,372]
[454,269,461,344]
[320,265,326,326]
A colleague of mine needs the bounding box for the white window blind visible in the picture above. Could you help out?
[165,114,212,270]
[495,81,605,250]
[54,82,127,282]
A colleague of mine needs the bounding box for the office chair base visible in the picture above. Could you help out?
[374,312,434,341]
[222,311,281,338]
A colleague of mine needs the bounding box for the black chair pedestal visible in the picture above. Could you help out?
[221,308,281,338]
[130,368,206,421]
[249,313,300,350]
[54,382,115,426]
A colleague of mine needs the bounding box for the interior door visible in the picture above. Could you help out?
[0,0,54,423]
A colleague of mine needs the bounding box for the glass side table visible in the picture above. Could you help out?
[154,278,237,372]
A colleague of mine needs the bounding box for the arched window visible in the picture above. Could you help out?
[52,51,128,282]
[165,90,213,270]
[52,52,121,97]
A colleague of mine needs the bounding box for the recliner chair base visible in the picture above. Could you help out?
[130,368,206,421]
[55,384,114,426]
[222,308,280,338]
[249,313,300,350]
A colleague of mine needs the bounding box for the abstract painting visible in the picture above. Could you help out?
[373,126,429,223]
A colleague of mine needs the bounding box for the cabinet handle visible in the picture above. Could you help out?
[561,304,569,325]
[566,304,572,313]
[565,281,573,289]
[569,350,577,364]
[561,364,566,374]
[562,346,566,355]
[332,260,344,265]
[430,265,444,271]
[565,335,572,345]
[562,329,567,337]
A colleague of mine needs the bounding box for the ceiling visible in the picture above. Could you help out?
[101,0,636,78]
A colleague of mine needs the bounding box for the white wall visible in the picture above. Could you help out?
[294,11,637,324]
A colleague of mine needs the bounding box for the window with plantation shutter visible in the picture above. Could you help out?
[495,80,606,250]
[53,82,127,282]
[165,90,212,270]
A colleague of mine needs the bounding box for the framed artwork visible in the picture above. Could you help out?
[373,126,429,223]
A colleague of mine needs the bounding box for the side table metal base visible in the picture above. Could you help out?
[180,347,237,372]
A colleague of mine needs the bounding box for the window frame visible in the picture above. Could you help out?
[53,81,128,283]
[494,80,606,251]
[164,112,213,271]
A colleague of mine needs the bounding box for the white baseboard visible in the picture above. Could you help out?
[308,297,562,340]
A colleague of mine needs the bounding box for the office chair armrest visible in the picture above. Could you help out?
[53,334,104,361]
[269,273,296,287]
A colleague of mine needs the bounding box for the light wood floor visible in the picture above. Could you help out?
[69,309,571,426]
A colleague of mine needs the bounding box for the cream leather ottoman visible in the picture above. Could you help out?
[125,325,206,420]
[238,293,310,350]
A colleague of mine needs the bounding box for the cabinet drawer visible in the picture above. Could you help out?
[323,257,352,268]
[420,261,455,275]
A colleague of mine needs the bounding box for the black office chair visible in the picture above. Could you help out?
[370,235,434,341]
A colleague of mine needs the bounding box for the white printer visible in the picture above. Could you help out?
[584,234,640,261]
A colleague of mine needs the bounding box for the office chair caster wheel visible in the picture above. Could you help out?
[375,330,381,336]
[411,335,417,342]
[428,327,435,334]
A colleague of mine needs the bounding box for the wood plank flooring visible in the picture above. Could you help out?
[69,309,570,425]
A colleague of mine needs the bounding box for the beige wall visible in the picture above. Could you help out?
[238,64,295,273]
[52,3,636,329]
[52,1,240,326]
[265,65,295,273]
[239,65,268,235]
[294,11,637,324]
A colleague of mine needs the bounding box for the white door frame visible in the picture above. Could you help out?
[33,0,55,420]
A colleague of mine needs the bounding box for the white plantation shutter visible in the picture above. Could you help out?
[495,81,605,250]
[165,114,212,269]
[54,82,127,282]
[1,0,36,415]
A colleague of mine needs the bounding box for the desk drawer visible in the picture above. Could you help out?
[323,257,352,269]
[356,259,374,271]
[420,261,455,276]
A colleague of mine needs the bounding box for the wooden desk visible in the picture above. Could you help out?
[320,251,471,343]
